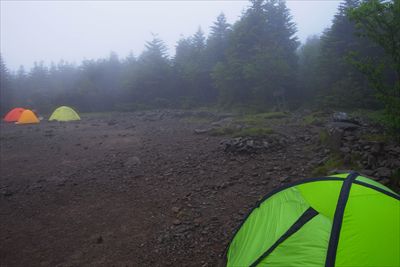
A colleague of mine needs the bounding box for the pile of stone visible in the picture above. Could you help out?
[326,112,400,184]
[221,136,287,154]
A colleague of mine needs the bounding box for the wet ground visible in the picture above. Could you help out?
[0,110,320,266]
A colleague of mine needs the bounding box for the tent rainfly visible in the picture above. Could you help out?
[49,106,80,121]
[226,172,400,267]
[3,108,25,122]
[16,110,40,124]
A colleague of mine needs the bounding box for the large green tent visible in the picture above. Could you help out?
[226,172,400,267]
[49,106,80,121]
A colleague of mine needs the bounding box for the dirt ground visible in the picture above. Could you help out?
[0,110,321,266]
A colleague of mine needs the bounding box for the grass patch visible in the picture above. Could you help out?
[311,154,344,177]
[235,112,289,125]
[311,152,363,177]
[232,127,274,137]
[209,126,236,136]
[318,130,329,145]
[302,111,327,126]
[352,109,399,142]
[303,114,316,125]
[360,133,390,142]
[351,109,386,123]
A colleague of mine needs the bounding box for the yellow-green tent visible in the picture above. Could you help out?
[226,172,400,267]
[49,106,80,121]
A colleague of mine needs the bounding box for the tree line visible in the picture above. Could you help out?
[1,0,398,129]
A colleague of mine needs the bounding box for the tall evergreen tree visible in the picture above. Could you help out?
[134,35,172,105]
[174,27,215,105]
[206,13,231,66]
[212,0,299,108]
[318,0,381,108]
[193,27,206,51]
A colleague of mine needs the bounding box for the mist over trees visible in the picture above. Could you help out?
[0,55,13,114]
[1,0,398,127]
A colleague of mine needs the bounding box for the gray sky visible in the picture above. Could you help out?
[1,0,341,71]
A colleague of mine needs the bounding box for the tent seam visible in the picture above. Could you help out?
[224,176,344,261]
[325,171,359,267]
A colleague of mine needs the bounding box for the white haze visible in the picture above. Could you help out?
[1,0,340,71]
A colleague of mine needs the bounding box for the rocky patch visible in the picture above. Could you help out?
[221,136,288,154]
[325,113,400,186]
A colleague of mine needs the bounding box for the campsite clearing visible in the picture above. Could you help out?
[0,110,394,266]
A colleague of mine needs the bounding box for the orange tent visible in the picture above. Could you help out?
[3,107,26,122]
[16,109,40,124]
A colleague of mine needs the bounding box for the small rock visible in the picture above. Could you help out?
[173,219,181,226]
[124,156,141,167]
[340,147,351,154]
[328,122,359,131]
[333,112,349,122]
[385,145,400,155]
[375,167,392,178]
[343,135,356,142]
[171,206,180,213]
[280,176,291,183]
[194,128,212,134]
[2,189,13,197]
[371,142,383,154]
[96,236,103,244]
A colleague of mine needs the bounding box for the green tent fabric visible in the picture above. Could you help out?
[226,172,400,267]
[49,106,80,121]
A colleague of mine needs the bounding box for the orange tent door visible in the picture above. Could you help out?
[16,110,40,124]
[3,108,26,122]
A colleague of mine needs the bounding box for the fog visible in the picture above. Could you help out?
[1,0,340,70]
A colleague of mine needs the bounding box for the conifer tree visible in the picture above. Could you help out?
[318,0,381,108]
[212,0,299,108]
[206,13,231,65]
[135,35,172,105]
